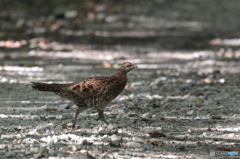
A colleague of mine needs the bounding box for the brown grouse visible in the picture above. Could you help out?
[31,62,137,128]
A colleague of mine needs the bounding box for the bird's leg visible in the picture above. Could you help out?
[97,109,109,125]
[72,107,82,129]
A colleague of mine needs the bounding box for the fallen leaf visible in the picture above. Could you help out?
[211,115,222,120]
[147,131,167,137]
[46,108,57,111]
[110,104,119,108]
[39,115,47,121]
[217,147,235,151]
[150,140,163,147]
[102,62,111,68]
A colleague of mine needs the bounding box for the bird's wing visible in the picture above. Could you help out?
[69,77,110,98]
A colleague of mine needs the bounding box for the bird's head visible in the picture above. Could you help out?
[119,62,138,74]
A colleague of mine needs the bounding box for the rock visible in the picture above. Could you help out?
[93,142,103,146]
[28,129,40,135]
[127,142,141,148]
[22,138,39,144]
[54,142,67,147]
[211,115,222,120]
[79,120,91,128]
[191,98,203,104]
[99,130,112,135]
[59,104,70,109]
[4,151,16,158]
[61,114,72,120]
[68,144,81,152]
[36,122,54,130]
[82,140,89,145]
[143,143,154,150]
[109,141,121,147]
[117,118,134,127]
[110,134,122,141]
[38,147,49,157]
[186,110,194,115]
[64,10,78,18]
[179,84,190,90]
[190,90,204,96]
[53,125,63,132]
[141,112,152,119]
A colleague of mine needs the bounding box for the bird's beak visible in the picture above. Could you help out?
[134,65,138,68]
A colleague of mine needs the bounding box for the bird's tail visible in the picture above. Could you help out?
[31,82,63,92]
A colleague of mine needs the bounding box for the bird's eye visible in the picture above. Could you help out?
[126,65,131,68]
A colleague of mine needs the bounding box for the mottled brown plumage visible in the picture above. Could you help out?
[31,62,137,128]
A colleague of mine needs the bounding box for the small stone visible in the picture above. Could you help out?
[93,142,103,146]
[61,114,72,120]
[117,118,134,127]
[22,138,39,144]
[187,110,194,115]
[38,147,49,157]
[81,140,89,145]
[99,130,112,135]
[141,112,152,119]
[28,129,39,135]
[211,115,222,120]
[117,129,123,133]
[65,10,78,18]
[127,142,141,148]
[4,151,16,158]
[54,142,67,147]
[179,84,190,90]
[68,144,81,152]
[79,120,91,128]
[110,134,122,141]
[192,98,203,104]
[36,122,54,130]
[53,125,63,132]
[109,141,121,147]
[143,143,154,150]
[59,104,70,109]
[203,100,209,105]
[190,90,204,96]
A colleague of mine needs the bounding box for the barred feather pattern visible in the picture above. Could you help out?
[31,62,137,128]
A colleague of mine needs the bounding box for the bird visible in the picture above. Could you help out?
[31,62,137,128]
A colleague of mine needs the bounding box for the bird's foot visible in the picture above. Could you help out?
[96,117,109,125]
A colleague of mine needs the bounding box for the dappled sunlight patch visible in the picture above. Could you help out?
[0,114,38,119]
[210,38,240,46]
[148,50,212,60]
[28,49,125,60]
[0,65,43,72]
[0,40,27,48]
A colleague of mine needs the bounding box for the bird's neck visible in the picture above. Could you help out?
[113,69,127,77]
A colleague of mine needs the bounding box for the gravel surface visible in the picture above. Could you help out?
[1,1,240,158]
[1,48,240,159]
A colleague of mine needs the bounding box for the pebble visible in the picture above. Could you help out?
[141,112,152,119]
[28,129,40,135]
[99,130,112,135]
[126,142,142,148]
[110,134,122,141]
[109,141,121,147]
[53,125,63,132]
[36,122,54,130]
[186,110,194,115]
[4,151,16,158]
[22,138,39,144]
